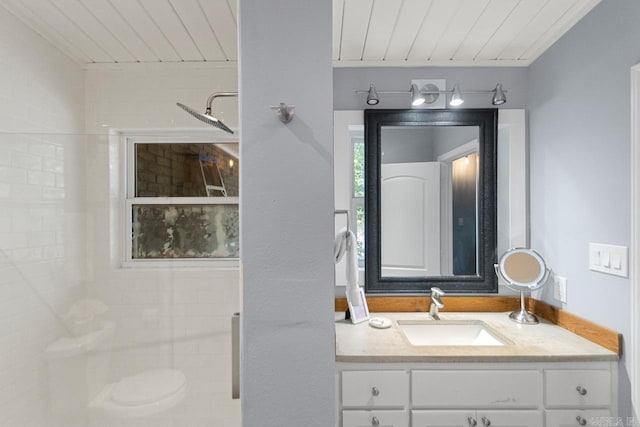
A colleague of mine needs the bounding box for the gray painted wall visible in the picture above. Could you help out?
[382,127,436,163]
[381,126,478,163]
[334,67,528,110]
[528,0,640,418]
[239,0,335,425]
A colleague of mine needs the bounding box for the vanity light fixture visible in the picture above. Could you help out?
[492,84,507,105]
[449,84,464,106]
[366,84,380,105]
[410,84,426,106]
[355,82,507,107]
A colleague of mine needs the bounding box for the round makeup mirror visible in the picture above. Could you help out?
[495,248,550,324]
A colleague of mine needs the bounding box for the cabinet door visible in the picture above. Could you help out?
[342,410,408,427]
[476,410,543,427]
[413,410,477,427]
[342,371,409,408]
[546,409,612,427]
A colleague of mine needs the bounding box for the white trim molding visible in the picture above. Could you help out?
[630,63,640,414]
[498,109,528,251]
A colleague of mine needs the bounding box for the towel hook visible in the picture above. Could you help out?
[271,102,295,124]
[335,209,350,232]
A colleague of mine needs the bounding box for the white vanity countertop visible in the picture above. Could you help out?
[335,312,618,363]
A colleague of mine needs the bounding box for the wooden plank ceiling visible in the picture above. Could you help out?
[0,0,600,67]
[334,0,601,66]
[0,0,238,64]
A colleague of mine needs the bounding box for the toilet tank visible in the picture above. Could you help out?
[44,321,115,414]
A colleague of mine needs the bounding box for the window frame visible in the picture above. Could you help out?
[118,130,239,269]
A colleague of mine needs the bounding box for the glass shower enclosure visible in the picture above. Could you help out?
[0,131,240,426]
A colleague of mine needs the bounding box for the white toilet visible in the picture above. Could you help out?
[44,320,187,419]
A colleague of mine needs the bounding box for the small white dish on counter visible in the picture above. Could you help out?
[368,317,392,329]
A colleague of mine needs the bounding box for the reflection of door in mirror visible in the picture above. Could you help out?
[381,162,441,277]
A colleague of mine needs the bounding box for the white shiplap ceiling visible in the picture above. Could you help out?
[333,0,601,67]
[0,0,238,64]
[0,0,600,67]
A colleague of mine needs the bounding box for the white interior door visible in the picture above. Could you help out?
[381,162,441,277]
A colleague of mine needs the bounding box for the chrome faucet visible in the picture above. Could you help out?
[429,287,445,320]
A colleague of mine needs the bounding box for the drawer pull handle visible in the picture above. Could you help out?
[576,416,587,426]
[371,416,380,426]
[371,386,380,396]
[481,416,491,426]
[576,385,588,395]
[467,417,477,426]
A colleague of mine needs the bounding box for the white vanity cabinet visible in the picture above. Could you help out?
[336,362,617,427]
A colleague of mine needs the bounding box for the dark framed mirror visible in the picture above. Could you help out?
[364,109,498,294]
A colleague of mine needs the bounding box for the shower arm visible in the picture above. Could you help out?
[205,92,238,114]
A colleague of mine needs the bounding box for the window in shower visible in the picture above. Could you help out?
[124,138,239,266]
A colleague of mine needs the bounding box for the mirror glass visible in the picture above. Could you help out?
[365,109,497,293]
[497,248,547,289]
[381,125,480,277]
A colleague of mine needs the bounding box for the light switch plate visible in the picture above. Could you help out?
[553,275,568,304]
[589,243,629,277]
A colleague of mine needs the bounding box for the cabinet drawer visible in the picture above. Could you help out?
[342,371,409,408]
[545,409,611,427]
[412,410,543,427]
[412,410,476,426]
[412,370,542,408]
[545,370,611,408]
[476,410,544,427]
[342,410,408,427]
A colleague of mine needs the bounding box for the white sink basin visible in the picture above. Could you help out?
[397,320,509,346]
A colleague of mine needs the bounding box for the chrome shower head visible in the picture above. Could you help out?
[176,102,234,134]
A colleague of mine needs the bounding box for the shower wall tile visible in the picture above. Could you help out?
[0,149,10,166]
[0,5,86,427]
[84,65,238,133]
[12,151,43,170]
[0,217,9,233]
[0,165,28,184]
[0,14,84,134]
